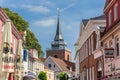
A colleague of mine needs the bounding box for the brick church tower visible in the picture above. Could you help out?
[46,10,72,61]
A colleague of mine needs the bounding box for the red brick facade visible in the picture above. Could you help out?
[46,49,72,61]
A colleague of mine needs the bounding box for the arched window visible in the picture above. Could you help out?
[67,55,69,61]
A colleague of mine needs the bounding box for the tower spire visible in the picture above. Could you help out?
[51,8,67,50]
[54,8,63,41]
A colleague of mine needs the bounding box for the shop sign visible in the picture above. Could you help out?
[104,48,114,58]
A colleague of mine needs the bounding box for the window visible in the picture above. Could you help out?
[13,38,16,54]
[2,24,4,32]
[93,33,97,51]
[48,64,51,68]
[54,55,58,58]
[116,43,119,56]
[54,65,55,68]
[67,55,69,61]
[109,40,113,48]
[108,11,112,26]
[114,3,118,21]
[115,36,119,56]
[97,61,102,79]
[83,67,87,80]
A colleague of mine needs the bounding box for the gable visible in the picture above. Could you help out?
[44,57,61,71]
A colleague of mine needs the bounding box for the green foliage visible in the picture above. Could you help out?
[26,29,43,57]
[3,8,44,57]
[58,72,67,80]
[3,8,28,31]
[38,71,47,80]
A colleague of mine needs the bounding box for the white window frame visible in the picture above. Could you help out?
[108,10,112,26]
[90,68,91,80]
[92,67,94,80]
[14,38,16,54]
[114,3,118,21]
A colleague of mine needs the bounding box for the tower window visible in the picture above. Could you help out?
[54,55,58,58]
[67,55,69,61]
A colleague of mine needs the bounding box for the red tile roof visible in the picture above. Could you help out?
[50,57,75,72]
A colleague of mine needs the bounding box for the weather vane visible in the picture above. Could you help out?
[57,8,60,17]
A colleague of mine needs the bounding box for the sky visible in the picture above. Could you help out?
[0,0,105,61]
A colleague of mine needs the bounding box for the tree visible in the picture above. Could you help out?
[3,8,28,31]
[58,72,68,80]
[38,71,47,80]
[3,8,44,57]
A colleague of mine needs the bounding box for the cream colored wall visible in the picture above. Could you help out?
[33,49,38,58]
[75,53,80,77]
[103,26,120,76]
[33,60,44,75]
[45,69,54,80]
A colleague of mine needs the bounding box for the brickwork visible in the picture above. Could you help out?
[46,49,71,61]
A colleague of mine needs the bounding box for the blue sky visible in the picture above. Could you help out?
[0,0,105,61]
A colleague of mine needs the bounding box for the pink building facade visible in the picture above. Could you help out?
[101,0,120,79]
[0,7,24,80]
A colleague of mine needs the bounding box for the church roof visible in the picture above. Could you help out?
[51,11,67,50]
[54,16,63,41]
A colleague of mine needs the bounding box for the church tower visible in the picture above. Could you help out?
[46,9,72,61]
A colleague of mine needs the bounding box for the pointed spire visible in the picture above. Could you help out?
[54,8,64,41]
[51,8,67,50]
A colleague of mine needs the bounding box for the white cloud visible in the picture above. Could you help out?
[21,5,50,13]
[61,3,75,12]
[33,18,55,27]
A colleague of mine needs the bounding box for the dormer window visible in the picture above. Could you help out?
[108,10,112,26]
[114,3,118,21]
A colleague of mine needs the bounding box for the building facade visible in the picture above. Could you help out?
[44,56,74,80]
[74,15,106,80]
[101,0,120,79]
[44,66,54,80]
[23,49,44,80]
[0,7,24,80]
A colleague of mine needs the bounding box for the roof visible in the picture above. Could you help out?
[19,31,25,37]
[63,60,75,71]
[82,19,89,26]
[81,15,105,27]
[54,16,63,41]
[51,57,69,71]
[33,57,43,62]
[40,58,46,62]
[99,26,106,30]
[49,56,75,72]
[90,15,106,20]
[51,14,67,50]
